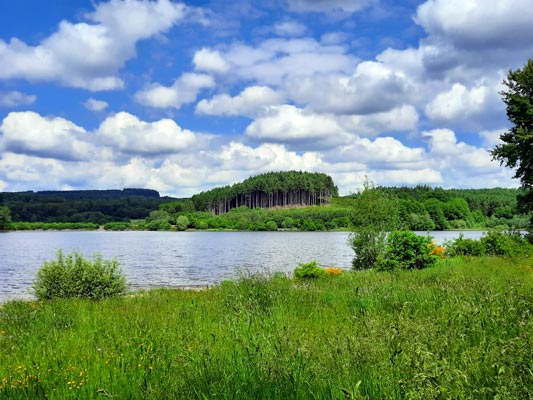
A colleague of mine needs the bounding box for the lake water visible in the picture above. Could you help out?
[0,230,484,302]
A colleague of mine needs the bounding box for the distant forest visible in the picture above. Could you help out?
[0,173,527,231]
[0,188,177,224]
[191,171,338,215]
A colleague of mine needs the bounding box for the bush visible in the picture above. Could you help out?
[294,261,327,279]
[444,234,484,256]
[379,230,436,270]
[265,220,278,231]
[176,215,190,231]
[33,251,127,300]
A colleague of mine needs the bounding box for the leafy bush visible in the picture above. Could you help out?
[176,215,190,231]
[294,261,327,279]
[33,251,127,300]
[265,220,278,231]
[444,230,533,257]
[480,229,531,257]
[444,234,484,256]
[379,230,436,270]
[350,182,400,270]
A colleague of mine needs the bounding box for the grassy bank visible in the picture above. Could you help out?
[1,258,532,399]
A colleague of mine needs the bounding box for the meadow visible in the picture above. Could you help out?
[1,257,532,399]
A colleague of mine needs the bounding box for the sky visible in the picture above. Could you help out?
[0,0,531,197]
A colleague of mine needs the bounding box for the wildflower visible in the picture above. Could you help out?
[325,267,343,275]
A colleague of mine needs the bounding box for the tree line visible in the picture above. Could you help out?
[190,171,338,215]
[0,189,177,224]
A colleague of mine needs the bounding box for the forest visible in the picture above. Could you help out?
[191,171,338,215]
[0,173,527,231]
[147,184,526,232]
[0,188,177,224]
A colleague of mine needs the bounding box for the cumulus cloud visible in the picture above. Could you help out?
[287,60,413,115]
[96,111,196,155]
[287,0,374,13]
[337,105,419,136]
[425,83,488,122]
[83,97,109,112]
[196,86,284,117]
[135,73,214,109]
[0,111,94,161]
[479,128,505,148]
[273,20,307,37]
[332,137,426,168]
[245,105,351,148]
[196,38,358,86]
[193,48,230,74]
[0,0,190,90]
[416,0,533,51]
[0,91,36,107]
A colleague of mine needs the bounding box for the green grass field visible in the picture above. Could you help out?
[1,257,532,399]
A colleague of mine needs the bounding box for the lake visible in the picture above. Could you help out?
[0,230,484,302]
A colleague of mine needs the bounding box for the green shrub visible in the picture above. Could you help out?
[445,234,484,256]
[379,230,436,270]
[176,215,190,231]
[265,220,278,231]
[480,229,530,257]
[294,261,327,279]
[33,251,127,300]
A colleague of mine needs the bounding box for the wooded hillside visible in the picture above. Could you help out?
[191,171,338,215]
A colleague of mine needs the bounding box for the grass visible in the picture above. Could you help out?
[1,257,532,399]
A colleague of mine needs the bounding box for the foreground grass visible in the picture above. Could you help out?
[1,258,532,399]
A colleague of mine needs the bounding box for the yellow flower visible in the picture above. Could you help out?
[325,267,342,275]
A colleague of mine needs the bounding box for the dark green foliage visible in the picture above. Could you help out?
[445,230,533,257]
[379,230,436,270]
[293,260,327,278]
[350,183,401,269]
[445,235,485,256]
[191,171,338,215]
[0,188,176,224]
[11,221,99,230]
[265,220,278,231]
[0,205,12,230]
[33,251,127,300]
[491,59,533,227]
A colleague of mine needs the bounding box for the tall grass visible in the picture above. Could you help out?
[1,257,532,399]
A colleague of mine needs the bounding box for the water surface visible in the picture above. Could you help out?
[0,230,483,302]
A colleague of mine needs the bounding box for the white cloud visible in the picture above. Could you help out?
[337,105,419,136]
[96,112,196,155]
[0,0,190,90]
[287,0,374,13]
[479,128,505,148]
[273,20,307,37]
[333,137,426,167]
[196,86,284,117]
[0,111,94,161]
[425,83,488,122]
[287,60,414,115]
[193,48,230,74]
[416,0,533,51]
[83,97,109,112]
[199,38,358,86]
[245,105,350,148]
[135,73,214,109]
[0,91,36,107]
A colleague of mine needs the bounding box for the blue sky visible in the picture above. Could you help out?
[0,0,531,196]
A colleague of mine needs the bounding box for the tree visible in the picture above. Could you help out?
[349,181,401,269]
[492,59,533,223]
[0,206,12,231]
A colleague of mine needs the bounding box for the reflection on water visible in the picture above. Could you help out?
[0,230,483,302]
